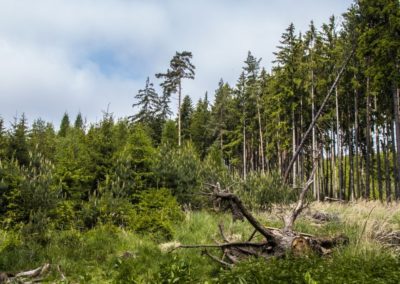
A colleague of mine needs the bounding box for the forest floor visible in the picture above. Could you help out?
[1,201,400,283]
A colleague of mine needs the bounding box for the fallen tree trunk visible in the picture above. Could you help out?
[0,263,50,284]
[177,164,349,265]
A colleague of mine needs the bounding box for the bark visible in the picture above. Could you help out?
[335,86,343,199]
[257,97,265,174]
[375,97,383,201]
[355,89,360,199]
[391,122,399,199]
[365,78,371,199]
[178,176,349,264]
[178,81,182,147]
[292,109,297,187]
[349,124,355,201]
[312,68,317,198]
[393,87,400,200]
[383,123,391,202]
[243,123,247,180]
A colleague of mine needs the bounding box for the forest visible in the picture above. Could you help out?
[0,0,400,282]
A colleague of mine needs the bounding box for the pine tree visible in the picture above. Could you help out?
[156,51,195,146]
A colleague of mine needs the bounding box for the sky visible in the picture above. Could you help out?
[0,0,353,127]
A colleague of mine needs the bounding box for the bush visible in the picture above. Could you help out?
[236,171,298,210]
[132,188,184,241]
[154,143,202,206]
[216,249,400,284]
[79,192,136,229]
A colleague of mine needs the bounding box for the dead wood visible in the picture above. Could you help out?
[178,171,349,266]
[311,212,339,223]
[1,263,51,283]
[324,197,346,203]
[15,264,50,279]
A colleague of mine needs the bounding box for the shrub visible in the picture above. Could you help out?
[154,143,202,206]
[236,171,298,210]
[79,192,136,229]
[132,188,184,241]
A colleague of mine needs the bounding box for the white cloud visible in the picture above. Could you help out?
[0,0,353,126]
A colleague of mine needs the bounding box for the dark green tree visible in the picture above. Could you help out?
[190,93,213,158]
[74,112,84,131]
[7,114,29,167]
[180,95,193,141]
[156,51,195,146]
[59,112,70,137]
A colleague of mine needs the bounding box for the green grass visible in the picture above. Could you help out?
[1,202,400,283]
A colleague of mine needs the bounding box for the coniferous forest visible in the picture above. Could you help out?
[1,0,400,283]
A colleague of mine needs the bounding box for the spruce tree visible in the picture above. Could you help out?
[180,95,193,141]
[59,112,70,137]
[131,77,160,124]
[7,114,29,166]
[74,112,84,130]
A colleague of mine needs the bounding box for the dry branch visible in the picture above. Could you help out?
[177,178,349,266]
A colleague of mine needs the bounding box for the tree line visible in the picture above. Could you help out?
[0,0,399,233]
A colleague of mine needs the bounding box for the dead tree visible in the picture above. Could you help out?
[177,165,348,266]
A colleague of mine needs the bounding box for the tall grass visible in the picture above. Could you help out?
[0,201,399,283]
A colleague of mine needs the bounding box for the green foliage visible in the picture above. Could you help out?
[80,192,136,229]
[132,188,183,241]
[29,118,57,161]
[155,142,202,205]
[58,112,70,137]
[3,151,61,230]
[55,127,93,200]
[161,120,178,147]
[190,94,213,158]
[217,250,400,284]
[114,124,156,192]
[236,172,298,210]
[7,114,29,167]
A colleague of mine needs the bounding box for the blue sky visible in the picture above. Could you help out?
[0,0,353,127]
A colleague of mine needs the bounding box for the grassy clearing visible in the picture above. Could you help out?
[0,201,400,283]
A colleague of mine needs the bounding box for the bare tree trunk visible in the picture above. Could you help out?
[257,98,265,174]
[329,139,334,198]
[300,94,304,183]
[383,123,391,202]
[178,81,182,147]
[349,125,355,201]
[292,110,297,187]
[311,68,317,198]
[391,121,399,199]
[374,96,382,201]
[332,128,337,198]
[335,86,343,199]
[283,50,354,182]
[365,78,371,199]
[342,144,347,200]
[355,89,360,199]
[393,87,400,200]
[243,124,247,180]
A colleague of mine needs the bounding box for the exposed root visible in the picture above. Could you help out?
[178,163,349,266]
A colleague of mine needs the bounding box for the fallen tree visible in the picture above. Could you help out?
[0,263,50,284]
[176,164,349,266]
